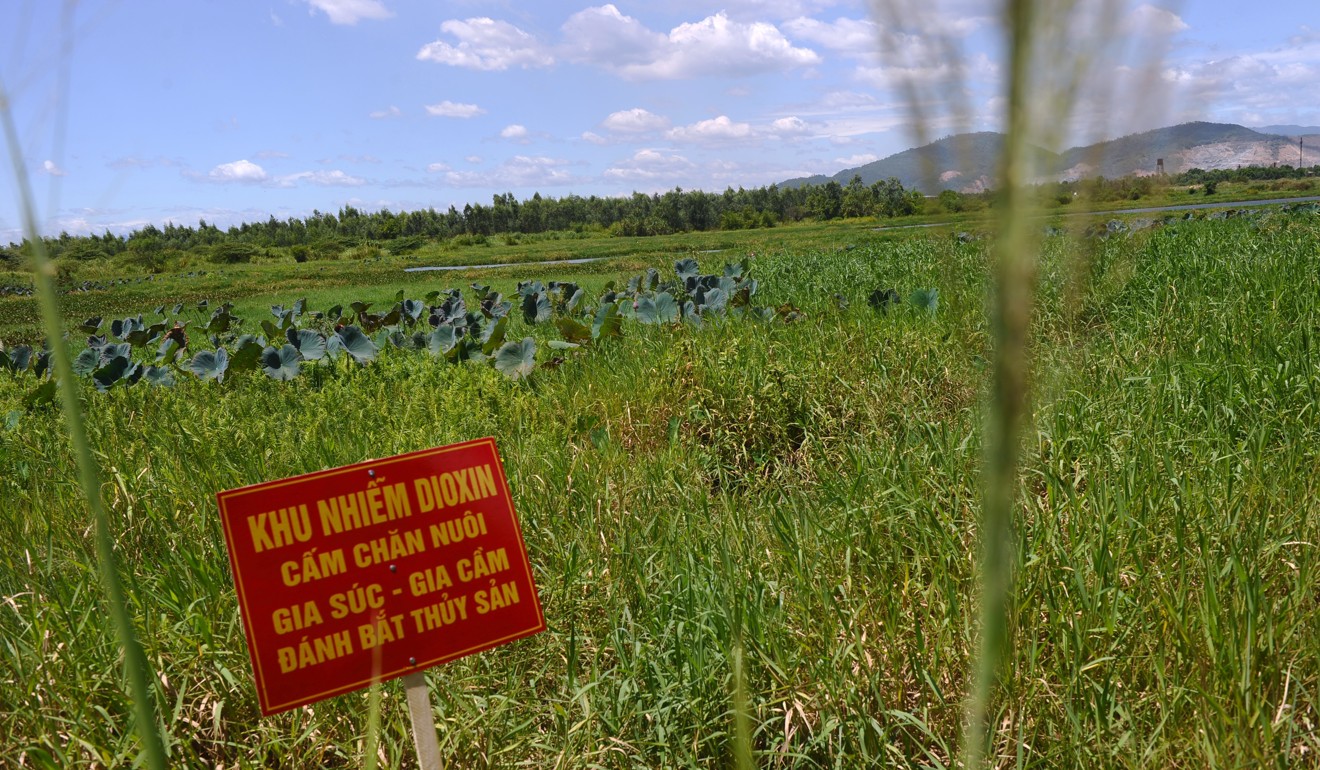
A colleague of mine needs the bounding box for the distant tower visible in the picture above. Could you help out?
[1156,158,1165,175]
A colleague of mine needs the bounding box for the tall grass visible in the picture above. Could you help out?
[3,214,1318,766]
[1,77,167,770]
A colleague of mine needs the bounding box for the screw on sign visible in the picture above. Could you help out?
[216,437,545,767]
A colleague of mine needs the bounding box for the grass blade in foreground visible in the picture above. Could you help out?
[965,0,1037,763]
[0,82,167,769]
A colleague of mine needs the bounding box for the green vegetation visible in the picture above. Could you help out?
[2,207,1319,766]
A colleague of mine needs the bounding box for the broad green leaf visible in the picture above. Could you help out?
[32,351,50,379]
[157,337,182,363]
[868,288,900,313]
[402,299,425,323]
[291,329,327,360]
[23,380,57,410]
[556,317,593,344]
[635,295,659,324]
[654,292,679,323]
[565,288,585,315]
[93,356,135,391]
[593,302,623,340]
[261,344,302,381]
[144,366,176,387]
[188,348,229,382]
[675,258,699,279]
[522,292,551,324]
[547,340,580,350]
[336,325,379,364]
[7,345,32,372]
[229,337,264,373]
[493,337,536,380]
[126,323,167,347]
[80,317,103,333]
[701,288,728,314]
[481,316,509,355]
[73,347,100,376]
[909,287,939,315]
[428,326,458,357]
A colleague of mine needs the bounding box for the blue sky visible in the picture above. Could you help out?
[1,0,1316,243]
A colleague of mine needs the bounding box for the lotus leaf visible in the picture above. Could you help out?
[290,329,327,361]
[635,295,658,324]
[229,338,265,372]
[593,303,623,340]
[868,288,900,313]
[93,356,136,391]
[73,347,100,376]
[522,292,551,324]
[556,317,593,344]
[7,345,32,372]
[481,316,509,355]
[909,288,939,315]
[702,288,729,314]
[261,344,302,381]
[564,288,585,315]
[494,337,536,380]
[336,326,379,364]
[189,348,229,382]
[144,366,176,387]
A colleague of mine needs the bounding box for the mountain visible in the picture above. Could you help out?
[780,132,1049,194]
[781,122,1319,194]
[1254,125,1320,137]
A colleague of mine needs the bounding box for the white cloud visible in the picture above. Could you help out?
[767,116,813,137]
[302,0,392,25]
[501,124,530,140]
[208,160,267,183]
[41,160,67,177]
[1125,4,1188,36]
[582,131,608,145]
[565,7,819,80]
[602,108,671,134]
[417,18,554,70]
[604,149,697,182]
[425,100,486,118]
[426,162,451,172]
[465,155,483,164]
[274,169,367,187]
[783,16,879,58]
[370,105,403,119]
[834,153,879,166]
[561,5,668,66]
[441,155,581,188]
[666,115,754,144]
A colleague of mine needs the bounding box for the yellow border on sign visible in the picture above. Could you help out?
[216,437,546,715]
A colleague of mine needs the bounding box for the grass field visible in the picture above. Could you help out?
[1,210,1319,767]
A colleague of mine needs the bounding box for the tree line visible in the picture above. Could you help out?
[1,177,924,269]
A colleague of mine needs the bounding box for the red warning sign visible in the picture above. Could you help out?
[216,437,545,715]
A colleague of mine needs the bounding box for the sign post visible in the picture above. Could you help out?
[402,672,442,769]
[216,437,544,763]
